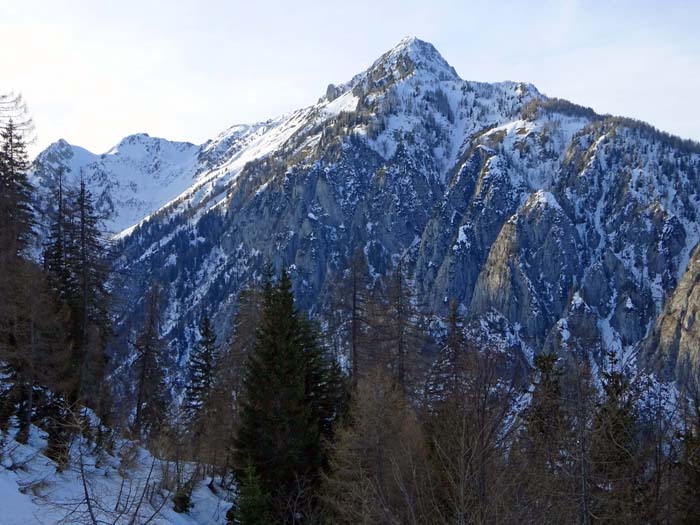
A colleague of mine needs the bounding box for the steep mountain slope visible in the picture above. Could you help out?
[642,245,700,382]
[31,37,700,386]
[31,134,201,235]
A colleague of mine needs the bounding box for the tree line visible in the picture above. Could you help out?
[1,94,700,524]
[136,251,700,524]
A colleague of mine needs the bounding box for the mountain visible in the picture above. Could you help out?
[30,36,700,386]
[31,134,201,235]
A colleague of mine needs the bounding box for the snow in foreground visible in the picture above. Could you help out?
[0,424,232,524]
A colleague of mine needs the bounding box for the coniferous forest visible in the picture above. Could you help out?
[1,95,700,525]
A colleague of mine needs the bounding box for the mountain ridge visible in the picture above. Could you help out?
[29,37,700,388]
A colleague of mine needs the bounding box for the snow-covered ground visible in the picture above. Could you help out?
[0,424,232,524]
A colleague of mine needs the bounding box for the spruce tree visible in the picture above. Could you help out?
[132,283,170,439]
[234,269,344,521]
[183,314,218,433]
[520,353,566,459]
[511,353,572,522]
[43,175,110,408]
[0,99,64,446]
[298,315,347,442]
[0,260,71,443]
[69,177,110,406]
[44,169,74,299]
[0,110,35,417]
[232,463,274,525]
[0,113,34,257]
[590,351,641,522]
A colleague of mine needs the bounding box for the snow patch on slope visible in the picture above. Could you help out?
[0,424,232,524]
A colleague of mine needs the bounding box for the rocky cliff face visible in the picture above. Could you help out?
[642,246,700,382]
[30,37,700,386]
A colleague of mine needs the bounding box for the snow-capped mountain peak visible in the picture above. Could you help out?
[31,134,201,235]
[29,38,700,389]
[374,36,460,81]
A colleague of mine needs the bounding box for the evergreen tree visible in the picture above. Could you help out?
[299,315,347,442]
[0,102,34,257]
[520,353,566,460]
[43,175,109,408]
[322,358,350,439]
[511,353,573,522]
[132,283,170,439]
[69,177,110,406]
[0,260,71,442]
[590,351,642,522]
[234,269,344,521]
[0,100,35,421]
[231,463,274,525]
[44,169,73,299]
[0,96,76,452]
[183,314,218,434]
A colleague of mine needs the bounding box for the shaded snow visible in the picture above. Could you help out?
[0,424,232,524]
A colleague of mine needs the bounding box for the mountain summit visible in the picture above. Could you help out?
[365,36,460,82]
[30,38,700,387]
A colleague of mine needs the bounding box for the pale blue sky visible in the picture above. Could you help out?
[3,0,698,154]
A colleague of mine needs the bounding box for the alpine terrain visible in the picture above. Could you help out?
[31,36,700,387]
[3,35,700,524]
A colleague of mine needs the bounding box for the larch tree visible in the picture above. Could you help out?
[425,342,520,524]
[374,259,426,397]
[675,380,700,522]
[329,248,373,388]
[202,284,265,477]
[423,299,468,408]
[323,367,437,524]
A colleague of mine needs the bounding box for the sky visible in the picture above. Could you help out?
[2,0,699,155]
